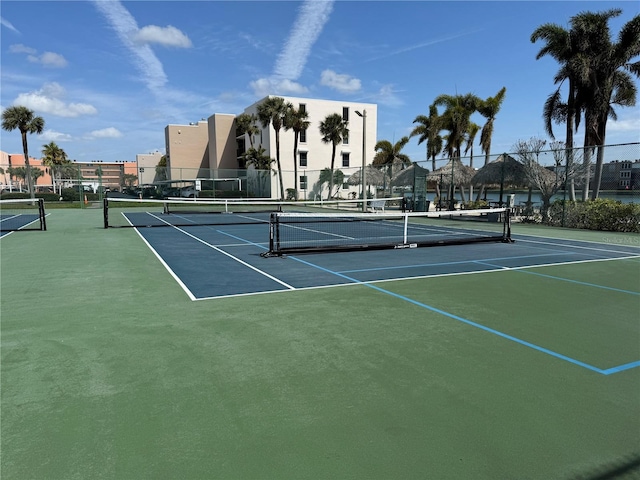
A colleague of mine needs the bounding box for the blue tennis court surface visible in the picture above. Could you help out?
[133,222,640,301]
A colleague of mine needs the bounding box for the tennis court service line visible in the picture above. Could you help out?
[286,254,638,376]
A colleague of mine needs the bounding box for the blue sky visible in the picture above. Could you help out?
[1,0,638,164]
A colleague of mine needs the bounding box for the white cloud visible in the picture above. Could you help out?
[27,51,68,68]
[1,16,20,34]
[250,77,308,97]
[372,85,404,107]
[320,70,361,94]
[92,0,167,92]
[9,44,36,54]
[41,130,73,142]
[273,0,334,80]
[608,112,640,133]
[14,83,98,118]
[87,127,123,139]
[11,44,67,68]
[249,0,334,97]
[134,25,192,48]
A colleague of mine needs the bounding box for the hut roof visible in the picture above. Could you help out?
[472,154,556,187]
[472,154,528,186]
[346,165,386,186]
[390,163,430,187]
[427,158,475,185]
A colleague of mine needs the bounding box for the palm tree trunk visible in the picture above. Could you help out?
[275,132,284,200]
[21,132,35,200]
[328,144,336,200]
[591,123,607,200]
[293,133,299,200]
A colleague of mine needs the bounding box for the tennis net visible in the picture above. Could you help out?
[0,198,47,232]
[264,208,513,255]
[103,197,401,228]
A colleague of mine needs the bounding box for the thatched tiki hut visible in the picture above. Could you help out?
[472,154,529,206]
[473,153,559,218]
[347,165,386,198]
[427,158,475,209]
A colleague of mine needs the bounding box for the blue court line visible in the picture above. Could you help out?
[209,229,638,376]
[476,260,640,296]
[288,254,638,376]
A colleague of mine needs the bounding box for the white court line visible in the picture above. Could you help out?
[143,212,295,293]
[516,236,640,256]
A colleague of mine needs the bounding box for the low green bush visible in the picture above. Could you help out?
[547,199,640,233]
[461,200,488,210]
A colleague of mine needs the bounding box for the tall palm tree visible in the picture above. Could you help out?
[319,113,349,200]
[433,93,481,160]
[477,87,507,167]
[411,105,442,171]
[41,141,67,194]
[532,20,584,201]
[284,105,310,200]
[2,106,45,199]
[256,97,292,200]
[372,136,411,194]
[570,9,640,199]
[464,122,481,199]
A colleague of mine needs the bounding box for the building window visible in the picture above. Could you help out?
[342,152,350,168]
[299,103,306,113]
[300,175,307,190]
[343,133,348,145]
[300,128,306,143]
[299,151,308,167]
[342,107,349,121]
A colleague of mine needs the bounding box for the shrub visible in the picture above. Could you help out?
[546,199,640,233]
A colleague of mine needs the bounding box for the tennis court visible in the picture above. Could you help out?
[0,198,47,236]
[1,206,639,479]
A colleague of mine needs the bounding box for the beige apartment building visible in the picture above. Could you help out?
[164,96,378,199]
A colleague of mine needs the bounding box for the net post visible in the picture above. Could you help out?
[403,213,408,245]
[503,207,514,243]
[103,197,109,228]
[261,212,282,258]
[39,198,47,231]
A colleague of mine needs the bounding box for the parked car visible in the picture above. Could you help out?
[180,186,197,198]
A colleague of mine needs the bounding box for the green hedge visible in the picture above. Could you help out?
[547,199,640,233]
[1,192,61,202]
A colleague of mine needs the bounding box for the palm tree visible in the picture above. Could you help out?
[235,112,260,150]
[41,141,67,194]
[410,105,442,171]
[319,113,349,200]
[284,105,310,200]
[244,146,275,171]
[433,93,481,161]
[477,87,507,167]
[256,97,292,200]
[532,23,581,201]
[372,136,411,194]
[244,146,276,198]
[570,9,640,199]
[2,106,45,199]
[464,122,481,199]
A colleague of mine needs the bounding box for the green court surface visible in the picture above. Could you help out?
[1,208,639,479]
